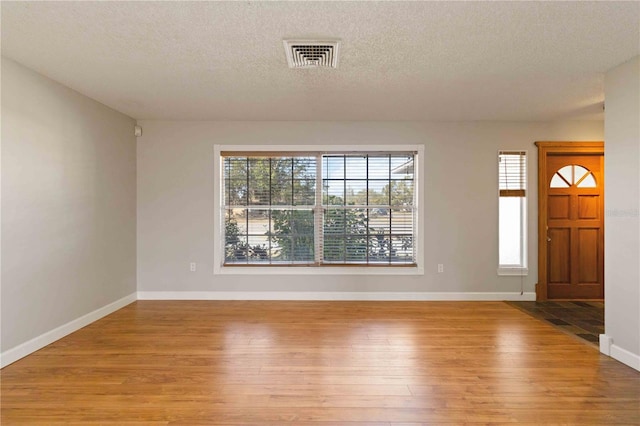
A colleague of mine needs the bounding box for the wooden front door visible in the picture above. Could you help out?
[536,142,604,300]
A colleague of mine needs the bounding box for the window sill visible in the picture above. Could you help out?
[214,265,424,276]
[497,267,528,276]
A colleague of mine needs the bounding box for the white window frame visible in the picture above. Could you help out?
[213,144,425,275]
[497,150,528,276]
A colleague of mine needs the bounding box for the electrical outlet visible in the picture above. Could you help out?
[190,262,197,272]
[437,264,444,273]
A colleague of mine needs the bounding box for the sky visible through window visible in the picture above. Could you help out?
[322,155,413,202]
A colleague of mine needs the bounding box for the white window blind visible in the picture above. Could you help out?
[222,151,416,266]
[322,154,415,264]
[223,155,317,264]
[499,151,527,197]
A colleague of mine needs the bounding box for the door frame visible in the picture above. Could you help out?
[535,141,604,301]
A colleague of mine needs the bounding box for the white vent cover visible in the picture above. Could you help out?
[283,40,340,69]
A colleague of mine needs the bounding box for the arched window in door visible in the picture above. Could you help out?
[550,164,597,188]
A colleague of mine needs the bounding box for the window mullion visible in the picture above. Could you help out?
[269,158,272,264]
[343,156,347,263]
[388,155,392,265]
[314,153,323,265]
[290,158,294,262]
[366,155,369,264]
[245,158,250,264]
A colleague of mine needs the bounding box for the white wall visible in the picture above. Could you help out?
[1,59,137,358]
[137,120,603,297]
[603,55,640,370]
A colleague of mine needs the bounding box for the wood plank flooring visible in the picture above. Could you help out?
[2,301,639,425]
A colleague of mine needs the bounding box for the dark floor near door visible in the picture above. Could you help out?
[506,300,604,346]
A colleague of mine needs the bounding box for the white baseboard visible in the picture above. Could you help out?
[611,345,640,371]
[137,291,536,301]
[599,334,640,371]
[599,334,613,355]
[0,293,137,368]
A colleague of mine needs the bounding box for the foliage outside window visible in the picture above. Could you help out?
[222,152,416,266]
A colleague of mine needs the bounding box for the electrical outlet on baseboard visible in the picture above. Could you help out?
[437,264,444,273]
[190,262,197,272]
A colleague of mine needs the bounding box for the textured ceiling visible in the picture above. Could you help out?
[2,1,639,121]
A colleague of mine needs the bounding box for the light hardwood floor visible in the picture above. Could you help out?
[2,301,639,425]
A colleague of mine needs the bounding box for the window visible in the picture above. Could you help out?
[498,150,527,275]
[550,164,596,188]
[215,145,423,274]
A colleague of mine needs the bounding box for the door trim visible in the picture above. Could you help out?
[535,141,604,301]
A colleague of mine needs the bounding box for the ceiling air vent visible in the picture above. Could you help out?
[283,40,340,69]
